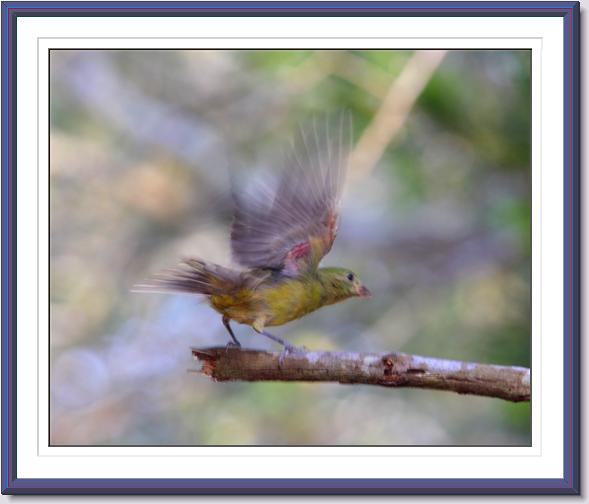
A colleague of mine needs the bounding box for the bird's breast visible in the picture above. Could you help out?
[262,278,325,327]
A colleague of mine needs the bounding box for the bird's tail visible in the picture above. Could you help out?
[132,258,243,296]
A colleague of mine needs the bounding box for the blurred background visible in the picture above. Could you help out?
[50,49,531,446]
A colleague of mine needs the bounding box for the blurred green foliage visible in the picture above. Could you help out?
[50,49,530,446]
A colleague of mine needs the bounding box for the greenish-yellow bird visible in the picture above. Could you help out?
[136,116,371,349]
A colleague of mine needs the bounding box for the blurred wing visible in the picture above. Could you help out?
[230,114,351,276]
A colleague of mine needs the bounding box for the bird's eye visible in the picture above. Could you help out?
[346,272,354,282]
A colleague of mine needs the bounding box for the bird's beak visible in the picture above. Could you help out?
[356,285,372,298]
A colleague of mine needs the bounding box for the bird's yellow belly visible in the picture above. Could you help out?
[209,291,258,325]
[262,280,323,327]
[209,278,324,328]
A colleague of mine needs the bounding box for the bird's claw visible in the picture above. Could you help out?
[225,341,242,352]
[278,343,307,367]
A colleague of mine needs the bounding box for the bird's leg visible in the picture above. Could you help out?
[252,319,305,364]
[259,331,308,367]
[259,331,297,351]
[222,316,241,348]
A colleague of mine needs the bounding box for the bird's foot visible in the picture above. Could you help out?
[257,331,307,366]
[222,317,242,350]
[224,340,242,352]
[278,343,307,367]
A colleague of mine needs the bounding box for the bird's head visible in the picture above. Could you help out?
[318,267,372,304]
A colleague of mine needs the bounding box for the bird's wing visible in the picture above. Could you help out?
[230,114,351,277]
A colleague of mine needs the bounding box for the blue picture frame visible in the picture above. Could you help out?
[1,1,580,495]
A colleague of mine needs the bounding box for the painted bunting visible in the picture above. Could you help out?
[136,116,371,350]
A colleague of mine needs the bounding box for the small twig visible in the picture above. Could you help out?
[349,50,448,178]
[191,347,530,403]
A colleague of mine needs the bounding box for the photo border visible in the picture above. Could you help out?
[1,1,580,495]
[47,45,534,450]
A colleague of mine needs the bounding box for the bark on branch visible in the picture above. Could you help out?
[191,347,530,402]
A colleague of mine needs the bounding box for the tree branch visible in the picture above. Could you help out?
[191,347,530,403]
[348,50,447,179]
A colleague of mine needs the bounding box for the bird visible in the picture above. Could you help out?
[135,115,371,351]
